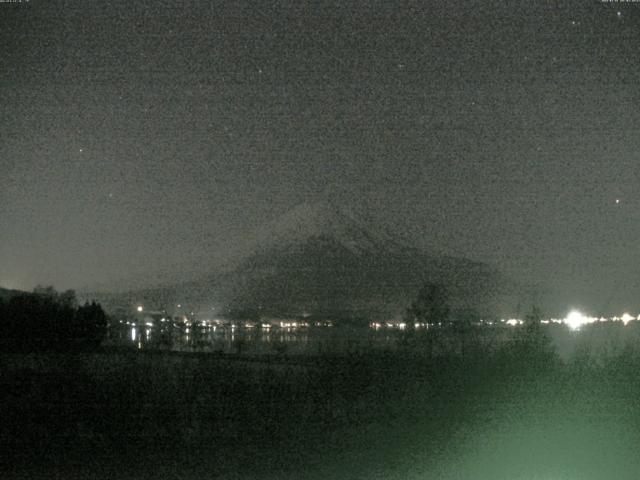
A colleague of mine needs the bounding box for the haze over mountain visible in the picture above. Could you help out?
[91,201,520,321]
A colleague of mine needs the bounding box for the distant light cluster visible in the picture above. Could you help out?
[370,311,640,331]
[507,310,639,331]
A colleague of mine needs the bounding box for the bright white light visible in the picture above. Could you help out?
[137,305,143,312]
[131,327,136,341]
[566,310,586,330]
[621,313,633,325]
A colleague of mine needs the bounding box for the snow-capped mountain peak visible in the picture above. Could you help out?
[253,201,411,255]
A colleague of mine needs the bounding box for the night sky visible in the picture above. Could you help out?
[2,0,639,314]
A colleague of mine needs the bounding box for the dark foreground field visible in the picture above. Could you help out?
[3,334,640,479]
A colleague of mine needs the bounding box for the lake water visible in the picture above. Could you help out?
[107,319,640,360]
[108,322,408,355]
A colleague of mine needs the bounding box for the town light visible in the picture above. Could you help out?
[137,305,143,312]
[566,310,586,330]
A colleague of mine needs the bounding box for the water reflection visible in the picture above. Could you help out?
[107,317,640,359]
[109,321,403,355]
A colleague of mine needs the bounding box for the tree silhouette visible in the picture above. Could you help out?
[59,289,78,309]
[0,288,107,352]
[513,305,555,364]
[406,282,451,326]
[74,302,108,348]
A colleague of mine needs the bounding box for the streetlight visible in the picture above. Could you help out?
[565,310,585,331]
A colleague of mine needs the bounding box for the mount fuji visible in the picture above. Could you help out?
[100,201,513,321]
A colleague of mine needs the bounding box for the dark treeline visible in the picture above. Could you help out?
[0,286,107,352]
